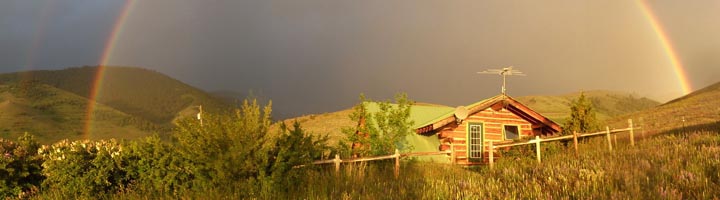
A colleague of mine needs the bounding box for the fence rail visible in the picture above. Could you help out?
[488,119,640,169]
[307,119,641,177]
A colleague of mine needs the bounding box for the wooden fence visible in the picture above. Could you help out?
[308,149,451,178]
[488,119,640,169]
[308,119,641,177]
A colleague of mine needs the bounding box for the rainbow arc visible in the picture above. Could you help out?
[83,0,136,138]
[636,0,693,95]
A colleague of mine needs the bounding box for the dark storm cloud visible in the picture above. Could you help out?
[2,0,719,118]
[0,0,124,71]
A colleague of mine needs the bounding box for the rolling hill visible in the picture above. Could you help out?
[0,66,231,143]
[0,80,155,143]
[0,66,229,124]
[514,90,660,125]
[280,90,659,145]
[609,81,720,134]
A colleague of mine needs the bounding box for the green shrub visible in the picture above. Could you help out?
[39,139,126,198]
[170,99,328,197]
[0,133,44,199]
[124,135,191,195]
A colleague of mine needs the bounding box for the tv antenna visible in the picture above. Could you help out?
[477,66,526,95]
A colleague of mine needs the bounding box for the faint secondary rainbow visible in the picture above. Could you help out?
[83,0,136,138]
[636,0,693,95]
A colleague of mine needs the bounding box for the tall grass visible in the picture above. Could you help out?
[284,131,720,199]
[32,130,720,199]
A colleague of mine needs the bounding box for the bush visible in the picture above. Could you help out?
[39,139,126,198]
[171,99,328,197]
[259,121,328,195]
[0,133,44,199]
[124,135,192,195]
[28,98,329,198]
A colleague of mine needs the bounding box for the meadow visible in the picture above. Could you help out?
[99,126,720,199]
[273,129,720,199]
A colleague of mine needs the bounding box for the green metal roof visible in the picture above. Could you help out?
[363,95,503,130]
[363,102,455,129]
[362,101,452,161]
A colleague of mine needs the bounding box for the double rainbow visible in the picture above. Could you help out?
[79,0,694,137]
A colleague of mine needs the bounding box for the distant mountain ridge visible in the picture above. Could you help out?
[0,66,231,143]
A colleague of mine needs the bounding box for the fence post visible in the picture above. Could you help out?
[535,136,542,163]
[394,149,400,179]
[628,119,635,146]
[573,131,579,157]
[489,141,494,170]
[334,154,341,174]
[605,126,612,152]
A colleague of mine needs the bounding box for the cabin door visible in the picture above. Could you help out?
[468,123,483,162]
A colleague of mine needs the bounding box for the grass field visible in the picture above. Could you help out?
[92,125,720,199]
[265,126,719,199]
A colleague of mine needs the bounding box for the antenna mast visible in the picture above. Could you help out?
[477,66,526,95]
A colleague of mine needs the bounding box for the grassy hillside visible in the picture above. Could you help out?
[609,81,720,134]
[0,66,232,143]
[0,66,230,125]
[515,90,660,125]
[0,81,156,144]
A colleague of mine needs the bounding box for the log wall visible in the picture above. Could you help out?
[438,106,534,165]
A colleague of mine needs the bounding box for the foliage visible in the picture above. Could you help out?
[0,133,43,199]
[173,99,273,191]
[171,99,327,197]
[563,92,599,135]
[39,139,126,198]
[261,121,328,195]
[2,97,328,199]
[124,135,191,194]
[342,93,414,157]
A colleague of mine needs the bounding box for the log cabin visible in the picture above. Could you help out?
[362,94,561,165]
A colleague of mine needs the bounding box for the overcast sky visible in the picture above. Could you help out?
[1,0,719,118]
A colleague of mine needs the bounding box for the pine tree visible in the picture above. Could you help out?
[563,92,599,135]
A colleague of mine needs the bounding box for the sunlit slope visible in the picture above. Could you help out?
[515,90,660,125]
[610,81,720,133]
[0,81,154,144]
[0,66,230,125]
[276,109,355,146]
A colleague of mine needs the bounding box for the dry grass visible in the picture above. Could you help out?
[282,130,720,199]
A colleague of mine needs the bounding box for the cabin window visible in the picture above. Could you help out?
[504,125,520,140]
[468,123,483,161]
